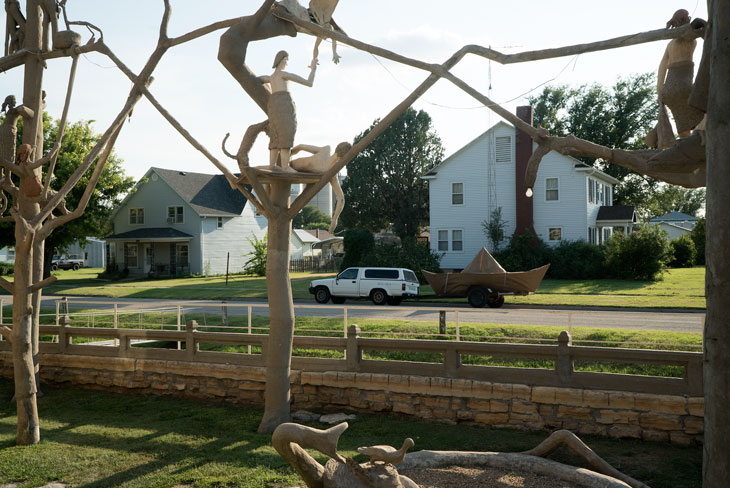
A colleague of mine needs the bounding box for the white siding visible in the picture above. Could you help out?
[428,123,516,269]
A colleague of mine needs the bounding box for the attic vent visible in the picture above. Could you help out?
[495,136,512,163]
[179,171,186,176]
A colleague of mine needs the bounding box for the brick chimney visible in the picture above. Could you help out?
[514,106,534,235]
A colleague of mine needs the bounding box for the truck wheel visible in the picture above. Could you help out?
[314,286,331,304]
[467,287,487,308]
[386,297,402,306]
[72,263,80,271]
[332,297,346,304]
[487,293,505,308]
[371,289,388,305]
[51,264,59,271]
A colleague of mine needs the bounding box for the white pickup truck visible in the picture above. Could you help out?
[309,267,420,305]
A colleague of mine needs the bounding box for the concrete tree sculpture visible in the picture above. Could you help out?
[0,0,273,446]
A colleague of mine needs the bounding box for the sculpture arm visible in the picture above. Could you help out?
[291,144,324,155]
[283,64,317,87]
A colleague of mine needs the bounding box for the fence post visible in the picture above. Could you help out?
[455,311,460,341]
[445,344,460,377]
[54,299,59,326]
[556,330,573,386]
[61,296,69,315]
[343,307,348,337]
[221,300,228,326]
[686,357,704,396]
[439,311,446,336]
[0,298,3,326]
[59,315,70,354]
[247,305,252,355]
[186,320,198,361]
[113,303,119,347]
[346,324,361,372]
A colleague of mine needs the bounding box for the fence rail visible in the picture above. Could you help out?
[3,319,702,397]
[289,256,341,273]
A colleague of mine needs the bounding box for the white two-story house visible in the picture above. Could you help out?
[424,107,636,270]
[107,167,267,276]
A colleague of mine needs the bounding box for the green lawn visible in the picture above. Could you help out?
[0,266,706,309]
[0,380,701,488]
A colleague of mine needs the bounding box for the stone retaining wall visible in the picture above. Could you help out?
[0,353,703,445]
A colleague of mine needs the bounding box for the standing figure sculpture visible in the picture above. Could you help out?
[4,0,25,56]
[653,9,705,148]
[258,50,317,171]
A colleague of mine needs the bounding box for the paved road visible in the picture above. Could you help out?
[0,295,704,334]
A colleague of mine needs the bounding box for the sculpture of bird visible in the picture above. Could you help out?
[357,437,414,465]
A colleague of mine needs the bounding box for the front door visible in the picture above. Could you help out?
[331,267,360,296]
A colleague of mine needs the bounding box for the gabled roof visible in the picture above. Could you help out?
[106,228,193,241]
[651,211,698,222]
[596,205,637,222]
[293,229,319,244]
[112,167,248,219]
[154,168,248,216]
[305,229,334,240]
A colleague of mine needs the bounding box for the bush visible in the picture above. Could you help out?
[0,262,13,276]
[243,234,267,276]
[690,217,705,265]
[547,240,605,279]
[603,225,672,280]
[340,228,375,271]
[493,229,551,272]
[360,238,441,283]
[669,234,697,268]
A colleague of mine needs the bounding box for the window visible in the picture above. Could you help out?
[7,248,14,258]
[126,244,138,268]
[603,227,612,242]
[217,217,223,228]
[545,178,559,201]
[495,136,512,163]
[548,228,562,241]
[168,206,184,224]
[364,269,399,279]
[403,270,418,283]
[438,230,449,251]
[588,179,595,204]
[452,230,463,251]
[338,268,359,280]
[606,186,612,206]
[451,183,464,205]
[129,208,144,225]
[176,243,189,267]
[597,183,604,205]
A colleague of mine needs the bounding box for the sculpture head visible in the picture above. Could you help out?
[272,50,289,69]
[16,144,32,164]
[667,9,690,28]
[335,141,351,157]
[2,95,16,113]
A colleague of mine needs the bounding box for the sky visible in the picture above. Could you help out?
[2,0,709,181]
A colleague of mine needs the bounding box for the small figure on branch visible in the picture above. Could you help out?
[279,0,344,64]
[290,141,351,232]
[258,50,317,172]
[648,9,705,149]
[4,0,25,55]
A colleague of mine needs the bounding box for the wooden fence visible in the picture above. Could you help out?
[3,320,702,397]
[289,256,341,273]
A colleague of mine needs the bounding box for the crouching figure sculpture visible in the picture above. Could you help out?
[272,422,417,488]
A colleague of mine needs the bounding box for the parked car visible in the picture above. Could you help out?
[51,254,84,271]
[309,267,420,305]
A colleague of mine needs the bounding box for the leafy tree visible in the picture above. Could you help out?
[669,235,697,268]
[644,185,706,220]
[0,116,133,277]
[340,228,374,271]
[361,237,441,283]
[293,206,331,230]
[243,234,267,276]
[529,74,658,211]
[691,217,706,265]
[341,107,444,239]
[481,207,507,252]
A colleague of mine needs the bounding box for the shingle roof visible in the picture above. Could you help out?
[106,228,193,240]
[153,168,248,216]
[651,211,698,222]
[596,205,636,221]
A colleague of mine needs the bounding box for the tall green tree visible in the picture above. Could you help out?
[529,73,658,210]
[341,107,444,239]
[645,185,706,219]
[0,116,134,276]
[293,206,331,230]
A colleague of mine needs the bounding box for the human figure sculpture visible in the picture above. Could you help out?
[653,9,705,148]
[290,141,351,232]
[258,50,317,171]
[4,0,25,56]
[39,0,81,50]
[0,96,25,167]
[279,0,344,64]
[272,422,418,488]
